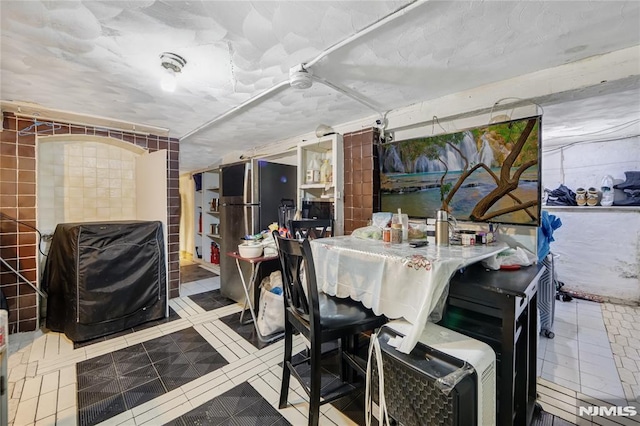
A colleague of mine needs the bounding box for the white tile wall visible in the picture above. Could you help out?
[38,140,140,233]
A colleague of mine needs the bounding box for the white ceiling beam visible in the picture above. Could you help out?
[210,45,640,169]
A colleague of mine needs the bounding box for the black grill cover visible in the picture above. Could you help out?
[43,221,167,342]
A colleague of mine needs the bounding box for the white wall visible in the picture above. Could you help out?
[542,136,640,197]
[179,173,195,259]
[541,136,640,302]
[37,137,143,234]
[543,206,639,303]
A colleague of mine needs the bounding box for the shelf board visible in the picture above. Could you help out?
[542,205,639,211]
[207,234,222,239]
[300,183,334,189]
[194,259,220,275]
[304,198,334,203]
[206,211,220,215]
[206,187,219,191]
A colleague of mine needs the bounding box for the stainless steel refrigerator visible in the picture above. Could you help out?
[219,160,297,303]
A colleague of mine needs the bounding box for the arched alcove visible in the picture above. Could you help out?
[36,135,147,234]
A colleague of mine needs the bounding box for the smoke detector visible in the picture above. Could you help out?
[160,52,187,92]
[289,64,313,89]
[160,52,187,73]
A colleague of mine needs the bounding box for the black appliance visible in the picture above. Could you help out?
[301,200,332,220]
[278,199,296,228]
[42,221,167,342]
[220,160,296,303]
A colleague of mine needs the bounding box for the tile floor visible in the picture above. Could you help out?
[536,297,640,424]
[5,271,640,425]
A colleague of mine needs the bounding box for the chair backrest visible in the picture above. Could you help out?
[272,231,321,332]
[289,219,333,240]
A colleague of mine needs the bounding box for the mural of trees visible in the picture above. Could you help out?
[379,116,540,225]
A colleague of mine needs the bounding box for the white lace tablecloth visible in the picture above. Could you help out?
[310,237,508,353]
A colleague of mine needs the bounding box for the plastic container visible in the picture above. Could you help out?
[238,243,263,258]
[461,231,476,246]
[383,227,391,243]
[390,224,403,244]
[392,212,409,241]
[600,175,614,206]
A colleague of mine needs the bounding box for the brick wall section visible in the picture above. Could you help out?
[342,128,380,234]
[0,112,181,333]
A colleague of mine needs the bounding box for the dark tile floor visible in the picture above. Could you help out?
[278,345,367,426]
[188,289,236,312]
[168,382,291,426]
[180,264,218,283]
[219,312,283,350]
[76,327,228,426]
[73,307,180,349]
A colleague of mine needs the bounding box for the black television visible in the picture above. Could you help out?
[379,116,541,226]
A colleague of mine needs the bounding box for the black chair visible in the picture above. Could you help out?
[289,218,333,240]
[273,231,387,426]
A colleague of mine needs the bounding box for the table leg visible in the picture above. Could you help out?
[235,258,283,343]
[237,259,256,326]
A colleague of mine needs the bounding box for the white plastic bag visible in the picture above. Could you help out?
[352,226,383,240]
[257,287,284,336]
[257,271,284,335]
[481,247,537,270]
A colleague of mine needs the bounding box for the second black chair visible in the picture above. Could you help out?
[273,231,387,426]
[288,218,333,240]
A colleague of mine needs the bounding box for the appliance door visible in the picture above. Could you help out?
[256,161,297,230]
[220,203,258,303]
[221,161,252,203]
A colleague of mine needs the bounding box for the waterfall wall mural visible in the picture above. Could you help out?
[379,116,541,226]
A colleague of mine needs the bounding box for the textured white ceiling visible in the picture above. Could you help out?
[1,1,639,171]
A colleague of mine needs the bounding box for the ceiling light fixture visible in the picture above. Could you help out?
[289,64,313,90]
[315,124,334,138]
[160,52,187,93]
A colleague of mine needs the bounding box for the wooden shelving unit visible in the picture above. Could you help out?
[193,168,221,273]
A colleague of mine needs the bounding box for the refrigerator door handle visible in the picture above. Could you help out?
[243,162,251,204]
[249,207,262,234]
[244,206,251,237]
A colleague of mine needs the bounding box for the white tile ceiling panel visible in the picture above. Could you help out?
[1,0,639,171]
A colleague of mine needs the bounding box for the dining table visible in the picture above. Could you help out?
[309,236,509,353]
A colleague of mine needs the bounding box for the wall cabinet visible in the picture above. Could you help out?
[297,134,344,235]
[193,168,221,273]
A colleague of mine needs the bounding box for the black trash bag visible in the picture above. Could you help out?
[545,184,577,206]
